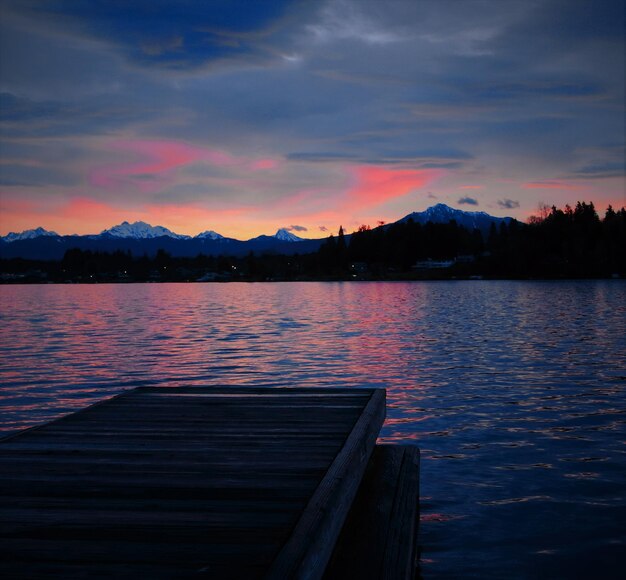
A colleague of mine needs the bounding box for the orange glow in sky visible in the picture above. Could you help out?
[0,1,623,239]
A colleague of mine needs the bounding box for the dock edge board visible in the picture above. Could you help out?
[265,388,386,580]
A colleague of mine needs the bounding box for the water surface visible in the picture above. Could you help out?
[1,281,625,578]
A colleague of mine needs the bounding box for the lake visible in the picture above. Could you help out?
[1,281,625,578]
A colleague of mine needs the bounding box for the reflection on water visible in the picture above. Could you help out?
[1,281,625,578]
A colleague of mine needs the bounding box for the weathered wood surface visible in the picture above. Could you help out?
[0,386,385,579]
[323,445,421,580]
[266,389,385,580]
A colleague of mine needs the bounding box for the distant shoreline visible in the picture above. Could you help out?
[2,275,623,285]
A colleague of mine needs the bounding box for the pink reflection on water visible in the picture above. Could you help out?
[2,281,626,579]
[0,282,437,433]
[421,513,466,523]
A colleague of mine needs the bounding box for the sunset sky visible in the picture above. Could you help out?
[1,0,624,239]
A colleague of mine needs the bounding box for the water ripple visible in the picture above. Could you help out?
[1,280,625,579]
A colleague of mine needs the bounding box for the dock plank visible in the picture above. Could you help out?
[323,445,421,580]
[0,386,385,579]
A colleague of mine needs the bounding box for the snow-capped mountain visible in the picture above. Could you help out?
[399,203,511,234]
[0,220,317,261]
[1,204,516,260]
[274,228,304,242]
[99,221,191,240]
[1,227,59,243]
[195,230,224,240]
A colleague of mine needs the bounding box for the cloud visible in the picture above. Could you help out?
[345,166,439,208]
[4,0,302,71]
[286,152,359,163]
[572,162,625,179]
[307,0,406,46]
[476,82,604,101]
[0,92,155,139]
[88,139,236,193]
[85,138,293,201]
[522,181,581,190]
[286,149,470,168]
[497,198,520,209]
[0,0,624,237]
[0,163,79,187]
[286,224,308,232]
[140,36,184,57]
[318,225,328,232]
[458,196,478,206]
[250,158,280,170]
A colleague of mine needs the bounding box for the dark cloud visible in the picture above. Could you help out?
[8,0,301,70]
[286,224,308,232]
[318,226,328,232]
[497,199,520,209]
[286,152,359,163]
[420,162,464,169]
[572,162,625,179]
[458,197,479,206]
[475,82,604,101]
[286,148,471,167]
[0,0,623,233]
[0,92,158,138]
[3,0,622,165]
[0,163,79,187]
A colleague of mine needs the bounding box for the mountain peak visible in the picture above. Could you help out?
[274,228,304,242]
[400,203,512,234]
[196,230,224,240]
[1,227,59,243]
[100,221,190,240]
[426,203,480,215]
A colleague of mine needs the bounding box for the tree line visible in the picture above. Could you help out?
[317,201,626,278]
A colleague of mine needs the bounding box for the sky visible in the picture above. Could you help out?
[0,0,624,239]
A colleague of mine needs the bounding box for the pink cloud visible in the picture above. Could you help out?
[275,188,336,213]
[460,185,483,190]
[522,180,582,190]
[250,159,280,171]
[90,142,195,192]
[252,165,440,229]
[345,166,439,207]
[88,139,279,193]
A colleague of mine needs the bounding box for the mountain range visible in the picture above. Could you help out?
[0,204,511,260]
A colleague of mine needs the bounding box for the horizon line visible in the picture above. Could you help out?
[0,202,523,239]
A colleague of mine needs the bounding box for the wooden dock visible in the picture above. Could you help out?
[0,386,419,579]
